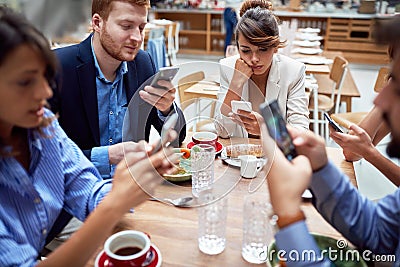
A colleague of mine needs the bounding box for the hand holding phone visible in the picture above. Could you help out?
[231,100,252,114]
[150,67,179,89]
[259,100,297,161]
[151,113,179,155]
[324,113,343,133]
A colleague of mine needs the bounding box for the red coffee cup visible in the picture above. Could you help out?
[104,230,151,267]
[192,132,218,149]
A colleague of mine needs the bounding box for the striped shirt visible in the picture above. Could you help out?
[0,109,112,267]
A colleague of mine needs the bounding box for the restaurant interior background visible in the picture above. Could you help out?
[1,0,399,200]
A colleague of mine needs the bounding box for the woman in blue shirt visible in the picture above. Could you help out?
[0,6,177,267]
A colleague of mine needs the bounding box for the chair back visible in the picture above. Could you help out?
[329,56,348,114]
[177,71,205,110]
[374,66,390,93]
[148,27,164,40]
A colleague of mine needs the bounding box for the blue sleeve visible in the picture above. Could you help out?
[310,161,400,255]
[91,146,112,179]
[275,221,332,267]
[53,120,112,220]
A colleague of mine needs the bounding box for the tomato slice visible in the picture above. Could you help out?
[180,148,191,159]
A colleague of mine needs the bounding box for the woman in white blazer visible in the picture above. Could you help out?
[216,0,309,138]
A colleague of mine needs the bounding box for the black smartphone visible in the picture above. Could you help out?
[151,113,179,155]
[259,100,297,161]
[324,113,343,133]
[150,66,179,89]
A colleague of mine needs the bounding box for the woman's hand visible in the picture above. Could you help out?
[228,109,263,136]
[330,124,374,161]
[108,147,179,212]
[230,58,253,90]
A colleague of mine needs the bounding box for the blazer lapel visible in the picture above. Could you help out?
[76,37,100,145]
[265,55,281,102]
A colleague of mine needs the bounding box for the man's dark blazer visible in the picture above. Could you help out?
[49,34,186,160]
[45,35,186,245]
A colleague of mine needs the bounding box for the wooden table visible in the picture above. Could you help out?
[183,80,220,100]
[86,138,355,267]
[299,51,360,112]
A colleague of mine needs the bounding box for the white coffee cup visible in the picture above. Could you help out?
[104,230,151,267]
[239,155,262,179]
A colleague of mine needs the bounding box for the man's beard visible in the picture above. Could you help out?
[100,27,136,62]
[383,112,400,158]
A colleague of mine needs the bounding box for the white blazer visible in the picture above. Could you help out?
[216,53,310,138]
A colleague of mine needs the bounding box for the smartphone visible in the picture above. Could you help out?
[152,113,179,155]
[259,100,297,161]
[150,66,179,89]
[231,100,253,113]
[324,113,343,133]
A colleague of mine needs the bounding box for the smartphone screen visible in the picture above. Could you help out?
[152,113,179,155]
[259,100,297,161]
[324,113,343,133]
[231,100,252,113]
[150,67,179,89]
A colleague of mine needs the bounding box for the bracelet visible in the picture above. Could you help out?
[273,210,306,230]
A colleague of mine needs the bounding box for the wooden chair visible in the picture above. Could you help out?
[331,66,390,129]
[166,21,180,66]
[152,20,180,66]
[177,71,217,132]
[308,56,348,140]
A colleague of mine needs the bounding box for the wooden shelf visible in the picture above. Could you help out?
[153,10,225,55]
[325,18,388,64]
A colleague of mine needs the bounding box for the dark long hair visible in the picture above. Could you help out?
[0,5,58,154]
[235,0,285,49]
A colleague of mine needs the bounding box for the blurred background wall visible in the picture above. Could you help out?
[0,0,91,39]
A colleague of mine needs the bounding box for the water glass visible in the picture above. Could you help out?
[242,194,274,264]
[225,44,239,57]
[191,144,215,197]
[198,190,228,255]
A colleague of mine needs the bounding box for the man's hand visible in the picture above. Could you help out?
[287,125,328,171]
[228,110,263,136]
[330,124,374,162]
[108,141,151,165]
[139,79,176,114]
[261,124,312,217]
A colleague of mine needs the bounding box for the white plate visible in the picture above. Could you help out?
[298,27,320,33]
[297,48,323,55]
[296,57,333,65]
[296,33,324,41]
[220,148,267,168]
[292,40,321,47]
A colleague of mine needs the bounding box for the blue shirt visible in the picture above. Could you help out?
[0,109,112,267]
[90,40,172,179]
[91,40,128,179]
[275,161,400,266]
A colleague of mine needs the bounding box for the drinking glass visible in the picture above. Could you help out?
[225,44,239,57]
[191,144,215,197]
[198,190,228,255]
[242,193,274,264]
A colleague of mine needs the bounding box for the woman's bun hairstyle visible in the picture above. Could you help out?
[240,0,272,17]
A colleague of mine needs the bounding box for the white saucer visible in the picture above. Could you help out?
[95,244,162,267]
[292,40,321,47]
[296,57,333,65]
[297,48,323,55]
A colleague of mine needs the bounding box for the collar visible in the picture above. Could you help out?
[90,36,128,83]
